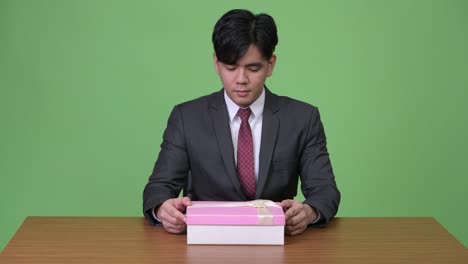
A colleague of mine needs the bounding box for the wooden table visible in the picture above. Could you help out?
[1,217,466,263]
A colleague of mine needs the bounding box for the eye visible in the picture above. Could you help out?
[225,65,236,71]
[248,67,260,72]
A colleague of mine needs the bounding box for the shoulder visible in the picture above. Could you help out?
[267,90,319,116]
[173,89,223,112]
[278,95,317,111]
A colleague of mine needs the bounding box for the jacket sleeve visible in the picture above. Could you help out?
[142,105,189,224]
[300,107,341,226]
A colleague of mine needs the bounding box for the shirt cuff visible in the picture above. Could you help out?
[152,207,162,223]
[311,209,321,224]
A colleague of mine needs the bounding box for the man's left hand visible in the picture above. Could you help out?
[280,199,317,236]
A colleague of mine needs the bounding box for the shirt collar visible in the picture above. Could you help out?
[224,88,265,122]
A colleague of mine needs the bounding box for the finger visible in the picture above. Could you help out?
[161,216,186,233]
[280,200,296,220]
[280,199,293,210]
[169,209,186,224]
[162,219,185,229]
[159,211,179,225]
[286,226,306,236]
[285,222,306,235]
[286,210,306,226]
[182,196,192,207]
[173,198,186,211]
[285,220,306,232]
[164,224,187,234]
[161,207,186,225]
[284,203,302,219]
[285,225,296,236]
[173,197,191,214]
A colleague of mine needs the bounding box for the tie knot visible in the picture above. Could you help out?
[237,108,252,122]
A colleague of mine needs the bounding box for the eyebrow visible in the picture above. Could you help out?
[245,62,263,68]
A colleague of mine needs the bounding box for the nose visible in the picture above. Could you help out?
[235,68,248,85]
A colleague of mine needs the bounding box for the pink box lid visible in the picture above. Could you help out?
[186,201,285,226]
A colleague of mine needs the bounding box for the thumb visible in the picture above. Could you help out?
[173,197,188,211]
[182,196,192,207]
[280,199,294,210]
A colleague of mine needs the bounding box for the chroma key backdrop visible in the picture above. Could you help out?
[1,0,467,251]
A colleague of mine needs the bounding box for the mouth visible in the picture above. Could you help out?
[234,90,250,97]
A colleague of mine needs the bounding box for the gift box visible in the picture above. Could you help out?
[186,200,285,245]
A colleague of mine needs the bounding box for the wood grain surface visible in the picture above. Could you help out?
[1,217,466,263]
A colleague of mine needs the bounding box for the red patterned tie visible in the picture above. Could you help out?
[237,108,255,200]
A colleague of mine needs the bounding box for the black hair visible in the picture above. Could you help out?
[212,9,278,65]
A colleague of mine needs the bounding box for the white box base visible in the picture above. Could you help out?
[187,225,284,245]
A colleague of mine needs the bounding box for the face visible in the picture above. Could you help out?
[214,44,276,108]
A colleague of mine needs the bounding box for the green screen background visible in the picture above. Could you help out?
[1,0,467,251]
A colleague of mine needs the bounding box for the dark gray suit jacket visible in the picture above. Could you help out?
[143,88,340,226]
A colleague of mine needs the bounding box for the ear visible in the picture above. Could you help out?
[213,52,220,75]
[267,54,277,77]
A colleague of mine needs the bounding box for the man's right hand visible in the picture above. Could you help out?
[155,197,192,234]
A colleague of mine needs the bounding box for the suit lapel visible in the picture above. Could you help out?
[257,88,280,198]
[208,90,247,199]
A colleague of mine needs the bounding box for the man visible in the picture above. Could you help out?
[143,9,340,236]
